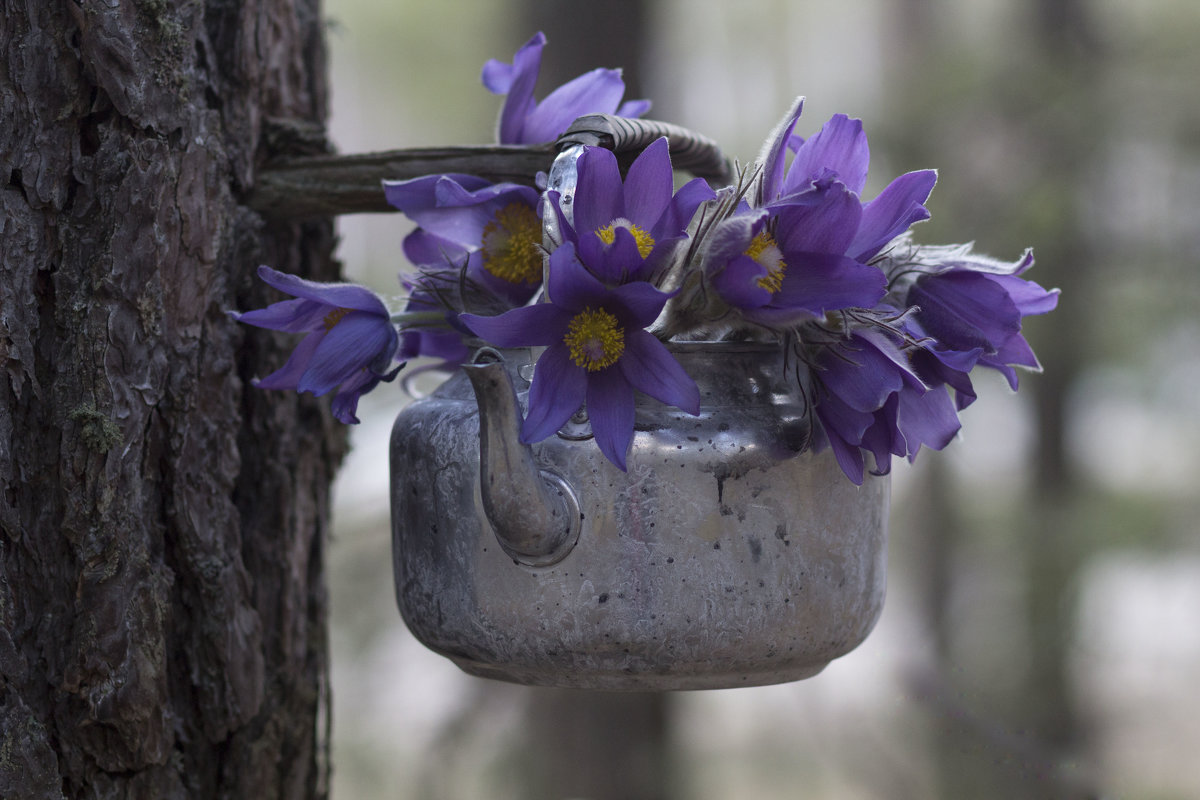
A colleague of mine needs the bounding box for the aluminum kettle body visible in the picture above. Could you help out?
[390,342,889,690]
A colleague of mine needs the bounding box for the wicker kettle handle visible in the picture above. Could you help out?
[557,114,733,184]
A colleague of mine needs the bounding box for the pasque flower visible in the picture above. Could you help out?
[809,242,1057,483]
[383,175,544,305]
[703,193,887,327]
[482,31,650,145]
[460,242,700,470]
[550,137,715,283]
[700,99,937,328]
[897,247,1058,392]
[878,240,1059,408]
[385,25,657,366]
[232,266,401,424]
[811,326,961,485]
[758,101,937,265]
[383,175,545,369]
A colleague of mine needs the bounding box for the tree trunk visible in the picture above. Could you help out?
[1,1,340,798]
[879,0,1105,795]
[517,0,650,100]
[523,688,671,800]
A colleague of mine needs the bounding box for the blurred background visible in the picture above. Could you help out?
[320,0,1200,797]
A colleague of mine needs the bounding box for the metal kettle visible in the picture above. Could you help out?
[390,343,889,690]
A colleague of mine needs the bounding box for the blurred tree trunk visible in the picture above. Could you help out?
[524,688,670,800]
[1019,0,1102,762]
[518,0,650,100]
[1,1,341,798]
[882,0,1103,796]
[506,7,671,800]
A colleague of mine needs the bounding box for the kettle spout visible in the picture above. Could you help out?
[463,359,580,566]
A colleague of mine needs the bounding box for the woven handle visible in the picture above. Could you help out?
[557,114,733,184]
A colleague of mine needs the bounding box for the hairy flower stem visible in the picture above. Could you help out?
[389,310,452,329]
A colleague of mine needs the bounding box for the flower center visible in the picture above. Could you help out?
[481,202,542,285]
[596,218,655,259]
[746,231,787,293]
[563,307,625,372]
[323,307,352,331]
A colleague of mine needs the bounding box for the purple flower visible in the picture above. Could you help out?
[482,32,650,145]
[383,175,544,306]
[392,272,473,373]
[232,266,401,423]
[808,242,1057,483]
[703,100,935,328]
[552,138,715,283]
[884,242,1059,394]
[811,327,961,484]
[383,175,546,368]
[460,242,700,470]
[705,188,888,327]
[759,100,938,264]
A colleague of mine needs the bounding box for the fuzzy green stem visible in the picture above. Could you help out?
[389,310,451,328]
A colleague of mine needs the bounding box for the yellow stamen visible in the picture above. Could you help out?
[563,307,625,372]
[596,218,655,259]
[747,231,787,293]
[481,203,542,285]
[323,307,352,331]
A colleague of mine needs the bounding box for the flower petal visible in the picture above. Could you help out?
[783,114,870,197]
[481,32,546,95]
[524,68,628,143]
[521,342,587,443]
[988,273,1060,316]
[609,279,674,328]
[254,330,324,390]
[770,253,887,315]
[399,327,470,368]
[773,182,862,255]
[402,228,469,268]
[756,97,805,204]
[703,211,765,269]
[586,366,636,471]
[849,169,937,262]
[813,402,869,485]
[298,311,397,396]
[897,384,961,456]
[573,146,624,236]
[911,343,983,410]
[546,242,609,310]
[654,176,717,240]
[909,271,1021,353]
[386,176,538,248]
[383,173,493,214]
[255,266,389,315]
[592,225,647,283]
[710,254,774,311]
[480,58,515,95]
[488,32,545,143]
[618,330,700,414]
[330,363,401,424]
[622,138,673,228]
[232,297,328,333]
[818,336,906,413]
[459,303,571,348]
[616,98,651,118]
[860,399,901,474]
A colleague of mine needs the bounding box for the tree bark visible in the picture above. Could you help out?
[1,1,339,798]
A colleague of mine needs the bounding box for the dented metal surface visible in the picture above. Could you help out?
[390,343,889,690]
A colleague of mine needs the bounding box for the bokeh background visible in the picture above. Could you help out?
[319,1,1200,797]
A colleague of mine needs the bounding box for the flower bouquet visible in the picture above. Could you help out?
[234,33,1058,688]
